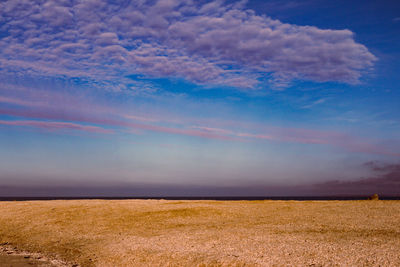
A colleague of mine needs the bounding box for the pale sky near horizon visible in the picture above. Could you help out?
[0,0,399,196]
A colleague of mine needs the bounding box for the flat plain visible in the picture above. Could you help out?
[0,200,399,266]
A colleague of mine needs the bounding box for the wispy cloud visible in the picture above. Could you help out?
[1,80,397,156]
[0,0,376,89]
[123,115,160,123]
[1,98,398,157]
[0,120,113,134]
[190,126,235,136]
[301,98,328,109]
[0,96,39,107]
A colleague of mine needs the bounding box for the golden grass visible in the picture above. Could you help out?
[0,200,399,266]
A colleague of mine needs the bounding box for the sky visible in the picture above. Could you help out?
[0,0,399,196]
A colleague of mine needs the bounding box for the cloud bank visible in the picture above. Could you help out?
[314,161,400,196]
[1,161,399,197]
[0,0,376,89]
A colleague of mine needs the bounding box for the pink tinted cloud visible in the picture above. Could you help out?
[0,100,398,156]
[190,126,235,135]
[0,108,236,141]
[0,108,113,126]
[123,114,160,123]
[237,127,400,157]
[0,120,113,134]
[0,96,40,107]
[123,122,239,141]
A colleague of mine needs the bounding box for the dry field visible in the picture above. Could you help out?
[0,199,399,266]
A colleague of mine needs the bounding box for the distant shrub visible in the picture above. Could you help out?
[368,194,379,200]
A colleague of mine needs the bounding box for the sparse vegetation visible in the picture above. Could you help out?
[0,200,399,266]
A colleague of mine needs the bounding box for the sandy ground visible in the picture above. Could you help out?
[0,199,399,266]
[0,254,38,267]
[0,244,68,266]
[0,254,51,267]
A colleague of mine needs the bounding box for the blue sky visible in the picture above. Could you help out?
[0,0,399,196]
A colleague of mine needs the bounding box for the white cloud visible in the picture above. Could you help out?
[0,0,377,89]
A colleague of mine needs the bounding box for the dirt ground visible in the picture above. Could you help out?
[0,244,67,266]
[0,199,399,266]
[0,254,51,267]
